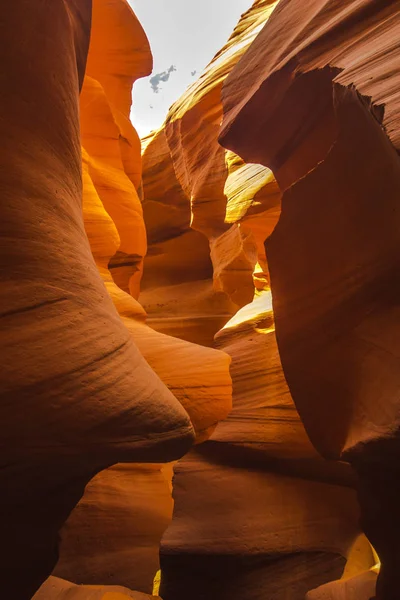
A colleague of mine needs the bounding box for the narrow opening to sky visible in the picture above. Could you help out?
[129,0,253,138]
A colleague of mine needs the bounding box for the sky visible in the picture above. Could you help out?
[128,0,253,137]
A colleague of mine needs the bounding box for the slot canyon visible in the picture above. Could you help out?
[0,0,399,599]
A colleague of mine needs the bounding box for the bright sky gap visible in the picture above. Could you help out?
[129,0,253,137]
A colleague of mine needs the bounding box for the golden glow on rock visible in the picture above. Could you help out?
[224,150,276,223]
[371,546,381,573]
[168,1,280,123]
[152,570,161,596]
[221,290,274,332]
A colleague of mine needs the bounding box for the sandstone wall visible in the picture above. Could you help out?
[0,1,230,598]
[140,1,382,599]
[220,1,400,597]
[54,0,232,594]
[1,0,398,599]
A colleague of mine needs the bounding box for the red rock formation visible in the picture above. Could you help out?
[163,1,282,306]
[220,0,400,458]
[159,302,369,599]
[53,0,232,594]
[139,1,377,598]
[220,0,400,597]
[55,464,173,594]
[77,0,232,447]
[0,1,194,598]
[161,450,363,600]
[307,569,378,600]
[3,0,396,597]
[141,127,237,347]
[33,576,159,600]
[83,0,151,298]
[140,1,283,349]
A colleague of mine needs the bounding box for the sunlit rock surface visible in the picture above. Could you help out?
[78,0,232,444]
[2,0,397,598]
[141,1,282,347]
[306,570,378,600]
[220,0,400,463]
[220,0,400,597]
[139,1,379,599]
[0,1,197,599]
[54,0,232,594]
[141,127,237,347]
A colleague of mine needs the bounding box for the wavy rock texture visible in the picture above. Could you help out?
[78,0,231,453]
[4,0,396,598]
[160,299,370,600]
[53,0,232,594]
[139,1,377,599]
[55,463,174,594]
[141,128,237,347]
[0,1,197,598]
[306,569,378,600]
[33,576,159,600]
[220,0,400,597]
[140,1,282,347]
[82,0,151,298]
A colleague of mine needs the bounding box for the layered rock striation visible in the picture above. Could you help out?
[1,0,398,598]
[54,0,232,595]
[220,0,400,597]
[0,0,230,598]
[33,576,159,600]
[141,1,282,348]
[140,1,383,599]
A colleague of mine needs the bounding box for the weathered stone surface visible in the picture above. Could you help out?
[307,569,378,600]
[213,293,324,464]
[220,0,400,596]
[54,0,232,593]
[55,465,172,594]
[141,128,237,347]
[78,0,232,443]
[0,1,194,598]
[83,0,152,298]
[160,449,362,600]
[140,1,282,350]
[160,290,367,600]
[164,0,280,239]
[221,0,400,461]
[138,3,376,599]
[134,0,400,598]
[33,576,158,600]
[4,0,396,597]
[134,3,384,600]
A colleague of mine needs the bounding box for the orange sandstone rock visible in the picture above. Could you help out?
[78,0,232,443]
[84,0,152,297]
[140,1,282,350]
[55,464,173,594]
[160,292,364,600]
[54,0,232,593]
[141,128,237,347]
[163,0,281,301]
[220,0,400,597]
[33,576,159,600]
[139,2,371,599]
[0,1,194,598]
[160,450,362,600]
[306,569,378,600]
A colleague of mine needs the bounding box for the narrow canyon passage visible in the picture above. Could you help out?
[0,1,399,600]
